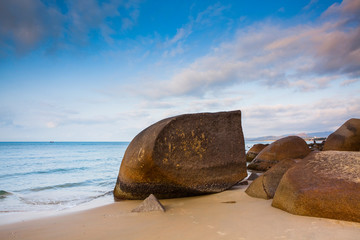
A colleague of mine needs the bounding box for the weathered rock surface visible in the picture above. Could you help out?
[247,136,310,171]
[272,151,360,223]
[114,111,247,200]
[246,144,269,162]
[323,118,360,151]
[131,194,165,212]
[246,159,297,199]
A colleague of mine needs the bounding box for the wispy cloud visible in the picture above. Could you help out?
[162,3,231,58]
[194,3,230,25]
[303,0,319,10]
[144,0,360,98]
[165,26,193,47]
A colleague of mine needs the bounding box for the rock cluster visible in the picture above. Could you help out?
[307,141,325,151]
[247,136,310,171]
[245,119,360,223]
[114,113,360,223]
[114,111,247,200]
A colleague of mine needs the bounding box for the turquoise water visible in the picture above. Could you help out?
[0,142,128,213]
[0,141,261,214]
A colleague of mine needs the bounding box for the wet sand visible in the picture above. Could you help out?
[1,184,359,240]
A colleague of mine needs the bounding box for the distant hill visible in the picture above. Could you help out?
[246,131,332,141]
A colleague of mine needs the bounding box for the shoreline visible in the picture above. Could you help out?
[1,184,359,240]
[0,194,116,225]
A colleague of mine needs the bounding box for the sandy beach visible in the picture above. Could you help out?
[1,184,359,240]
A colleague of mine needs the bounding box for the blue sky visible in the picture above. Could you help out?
[0,0,359,141]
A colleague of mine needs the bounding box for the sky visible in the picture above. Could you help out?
[0,0,359,141]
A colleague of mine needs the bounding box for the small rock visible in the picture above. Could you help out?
[247,172,259,181]
[221,201,236,204]
[245,159,297,199]
[246,144,269,162]
[238,180,248,185]
[131,194,165,212]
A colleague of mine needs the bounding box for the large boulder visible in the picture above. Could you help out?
[272,151,360,223]
[246,144,269,162]
[245,159,297,199]
[114,111,247,200]
[323,118,360,151]
[247,136,310,171]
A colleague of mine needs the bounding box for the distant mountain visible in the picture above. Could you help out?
[245,131,332,141]
[246,136,280,141]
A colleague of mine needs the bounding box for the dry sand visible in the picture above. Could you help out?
[0,184,359,240]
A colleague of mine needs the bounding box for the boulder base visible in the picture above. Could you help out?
[114,111,247,200]
[247,136,310,171]
[323,118,360,151]
[272,151,360,223]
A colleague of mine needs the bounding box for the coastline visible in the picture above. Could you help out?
[0,194,115,225]
[1,184,359,240]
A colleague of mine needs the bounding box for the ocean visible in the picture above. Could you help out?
[0,141,262,216]
[0,142,128,215]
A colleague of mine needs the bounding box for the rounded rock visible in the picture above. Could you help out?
[247,136,310,171]
[323,118,360,151]
[246,144,269,162]
[272,151,360,223]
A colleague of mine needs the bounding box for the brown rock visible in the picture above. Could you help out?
[237,180,248,186]
[272,151,360,223]
[245,159,297,199]
[247,136,310,171]
[323,118,360,151]
[245,175,268,199]
[247,172,260,181]
[246,144,269,162]
[131,194,165,212]
[114,111,247,200]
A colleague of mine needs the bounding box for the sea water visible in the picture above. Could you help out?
[0,141,261,216]
[0,142,128,214]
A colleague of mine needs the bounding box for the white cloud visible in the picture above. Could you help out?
[242,96,360,137]
[144,0,360,98]
[46,121,58,128]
